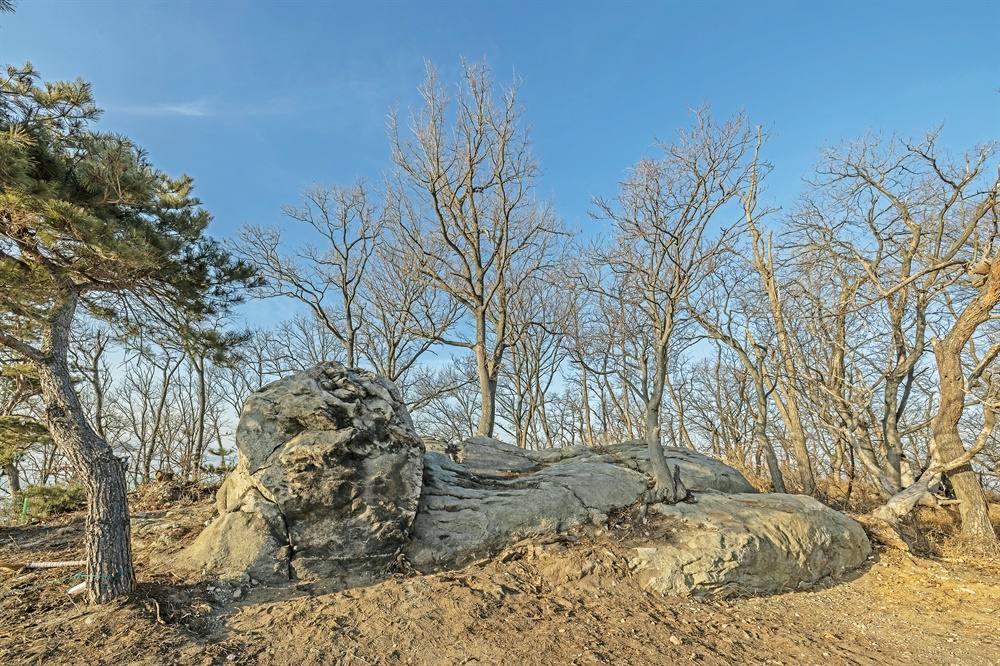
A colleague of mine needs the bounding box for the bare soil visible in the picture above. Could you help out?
[2,485,999,666]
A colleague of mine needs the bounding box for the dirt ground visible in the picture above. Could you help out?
[2,485,999,666]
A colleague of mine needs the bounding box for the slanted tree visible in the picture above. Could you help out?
[0,63,257,601]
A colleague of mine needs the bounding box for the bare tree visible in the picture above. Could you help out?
[237,180,456,395]
[412,358,481,443]
[930,242,1000,541]
[693,260,787,492]
[237,181,378,368]
[114,335,186,485]
[569,272,650,445]
[69,325,115,443]
[805,129,1000,539]
[590,105,761,503]
[495,274,572,449]
[686,352,760,475]
[387,58,564,438]
[739,140,817,494]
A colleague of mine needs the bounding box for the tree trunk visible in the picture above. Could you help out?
[881,377,905,490]
[929,258,1000,542]
[664,372,694,450]
[474,341,498,438]
[831,432,846,481]
[774,374,816,495]
[3,463,20,494]
[88,330,109,441]
[749,221,816,495]
[645,341,687,504]
[193,354,207,483]
[880,270,928,493]
[580,363,594,447]
[35,296,135,602]
[932,345,996,540]
[752,376,785,493]
[144,350,183,484]
[535,376,553,449]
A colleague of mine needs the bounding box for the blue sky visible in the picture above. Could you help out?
[3,0,999,321]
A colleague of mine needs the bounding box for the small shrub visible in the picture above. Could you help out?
[18,483,87,521]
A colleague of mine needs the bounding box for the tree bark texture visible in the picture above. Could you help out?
[3,463,20,494]
[930,258,1000,542]
[645,342,688,503]
[35,297,135,602]
[932,345,996,540]
[474,328,499,438]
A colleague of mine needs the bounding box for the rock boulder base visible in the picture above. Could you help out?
[187,362,424,583]
[185,363,871,599]
[631,493,872,598]
[406,438,870,597]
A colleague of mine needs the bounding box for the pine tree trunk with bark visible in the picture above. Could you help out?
[3,463,20,494]
[33,297,135,602]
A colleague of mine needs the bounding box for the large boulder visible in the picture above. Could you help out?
[407,437,870,597]
[629,493,872,598]
[187,362,424,583]
[405,437,755,570]
[187,388,871,599]
[185,488,292,582]
[406,448,648,569]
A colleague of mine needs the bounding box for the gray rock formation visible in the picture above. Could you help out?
[186,362,424,583]
[186,375,870,598]
[404,437,758,570]
[451,435,544,475]
[445,437,755,493]
[604,440,757,495]
[405,439,869,596]
[187,489,292,582]
[406,447,648,569]
[630,493,872,598]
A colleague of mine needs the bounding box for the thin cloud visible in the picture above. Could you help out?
[113,100,214,117]
[111,97,297,119]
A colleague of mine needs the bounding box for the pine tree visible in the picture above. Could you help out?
[0,63,257,602]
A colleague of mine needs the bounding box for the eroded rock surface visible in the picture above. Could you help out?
[630,493,872,598]
[609,440,757,494]
[406,437,760,570]
[406,448,648,569]
[187,362,424,583]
